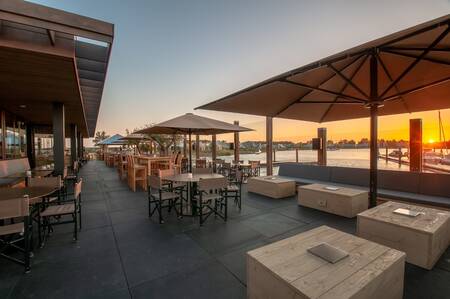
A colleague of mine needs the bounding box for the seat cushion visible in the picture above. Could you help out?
[419,172,450,198]
[151,191,179,200]
[278,163,331,181]
[330,167,369,187]
[41,203,75,217]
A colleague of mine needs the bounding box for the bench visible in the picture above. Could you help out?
[278,162,450,209]
[0,158,31,187]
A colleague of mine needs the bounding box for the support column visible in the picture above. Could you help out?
[318,128,327,166]
[369,53,378,208]
[266,117,273,176]
[26,125,36,169]
[409,119,423,172]
[77,132,82,159]
[70,124,77,165]
[195,134,200,159]
[189,132,192,171]
[52,103,65,176]
[234,121,240,162]
[212,134,217,172]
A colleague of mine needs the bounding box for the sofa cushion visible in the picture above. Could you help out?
[379,188,450,208]
[378,170,420,194]
[330,167,369,187]
[419,172,450,198]
[278,163,331,181]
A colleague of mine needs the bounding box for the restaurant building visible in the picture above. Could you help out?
[0,0,113,175]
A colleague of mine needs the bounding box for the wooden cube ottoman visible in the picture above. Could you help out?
[357,201,450,270]
[247,176,296,199]
[247,225,406,299]
[298,183,368,218]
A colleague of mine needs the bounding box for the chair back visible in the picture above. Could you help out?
[28,176,62,189]
[148,175,162,190]
[158,168,175,179]
[235,169,243,184]
[198,177,228,192]
[63,167,68,179]
[73,160,79,173]
[196,159,207,168]
[0,196,29,220]
[74,178,83,200]
[193,167,213,175]
[249,160,260,168]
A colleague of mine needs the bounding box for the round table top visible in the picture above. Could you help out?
[5,170,53,179]
[0,186,58,204]
[165,173,224,183]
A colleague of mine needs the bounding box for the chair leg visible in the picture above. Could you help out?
[24,217,31,273]
[73,213,78,241]
[158,198,163,224]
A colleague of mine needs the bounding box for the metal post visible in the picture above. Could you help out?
[70,124,77,165]
[385,146,388,163]
[195,134,200,159]
[234,121,240,162]
[52,103,65,176]
[189,131,192,172]
[318,128,327,166]
[183,134,187,157]
[212,134,217,172]
[369,53,378,208]
[266,117,273,176]
[26,125,35,169]
[296,148,299,163]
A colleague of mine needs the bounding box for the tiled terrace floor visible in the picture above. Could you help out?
[1,161,450,299]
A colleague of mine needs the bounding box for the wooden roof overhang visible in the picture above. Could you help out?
[0,0,114,137]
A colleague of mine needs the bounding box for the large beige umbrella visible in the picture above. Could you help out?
[134,113,252,170]
[196,15,450,207]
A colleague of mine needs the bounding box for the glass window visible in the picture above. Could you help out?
[4,112,27,159]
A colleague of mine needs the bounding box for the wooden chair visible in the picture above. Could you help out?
[0,196,31,273]
[196,159,207,168]
[248,160,261,177]
[118,154,128,180]
[127,155,147,192]
[196,177,228,226]
[148,175,182,224]
[38,179,82,247]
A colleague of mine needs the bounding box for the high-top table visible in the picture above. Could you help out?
[165,173,224,216]
[134,156,172,176]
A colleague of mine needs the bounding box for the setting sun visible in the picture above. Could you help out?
[428,139,435,144]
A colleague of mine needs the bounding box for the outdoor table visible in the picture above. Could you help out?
[0,186,58,204]
[247,225,406,299]
[164,173,224,216]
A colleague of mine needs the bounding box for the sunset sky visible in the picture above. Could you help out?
[31,0,450,145]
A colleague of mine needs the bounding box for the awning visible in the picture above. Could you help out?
[196,15,450,123]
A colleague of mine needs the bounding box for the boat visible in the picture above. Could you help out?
[441,154,450,165]
[423,150,442,165]
[389,150,405,158]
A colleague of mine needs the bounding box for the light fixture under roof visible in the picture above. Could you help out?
[19,104,26,109]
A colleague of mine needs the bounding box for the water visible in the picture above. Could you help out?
[216,148,450,174]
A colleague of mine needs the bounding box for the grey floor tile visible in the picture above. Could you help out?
[241,212,308,238]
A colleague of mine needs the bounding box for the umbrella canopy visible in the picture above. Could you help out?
[196,15,450,208]
[118,134,152,141]
[134,113,252,135]
[96,134,125,145]
[196,15,450,122]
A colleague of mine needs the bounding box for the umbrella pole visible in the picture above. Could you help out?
[189,131,192,172]
[369,53,378,208]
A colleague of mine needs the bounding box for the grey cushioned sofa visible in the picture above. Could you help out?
[278,162,450,208]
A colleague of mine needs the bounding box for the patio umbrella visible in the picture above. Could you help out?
[118,134,152,154]
[196,15,450,207]
[96,134,125,146]
[134,113,252,171]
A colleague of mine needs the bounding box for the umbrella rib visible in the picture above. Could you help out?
[319,54,369,123]
[376,53,411,113]
[382,75,450,102]
[273,54,363,117]
[281,79,367,103]
[382,46,450,52]
[381,49,450,66]
[380,25,450,99]
[328,63,369,99]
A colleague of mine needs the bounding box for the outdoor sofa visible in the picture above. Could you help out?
[278,162,450,209]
